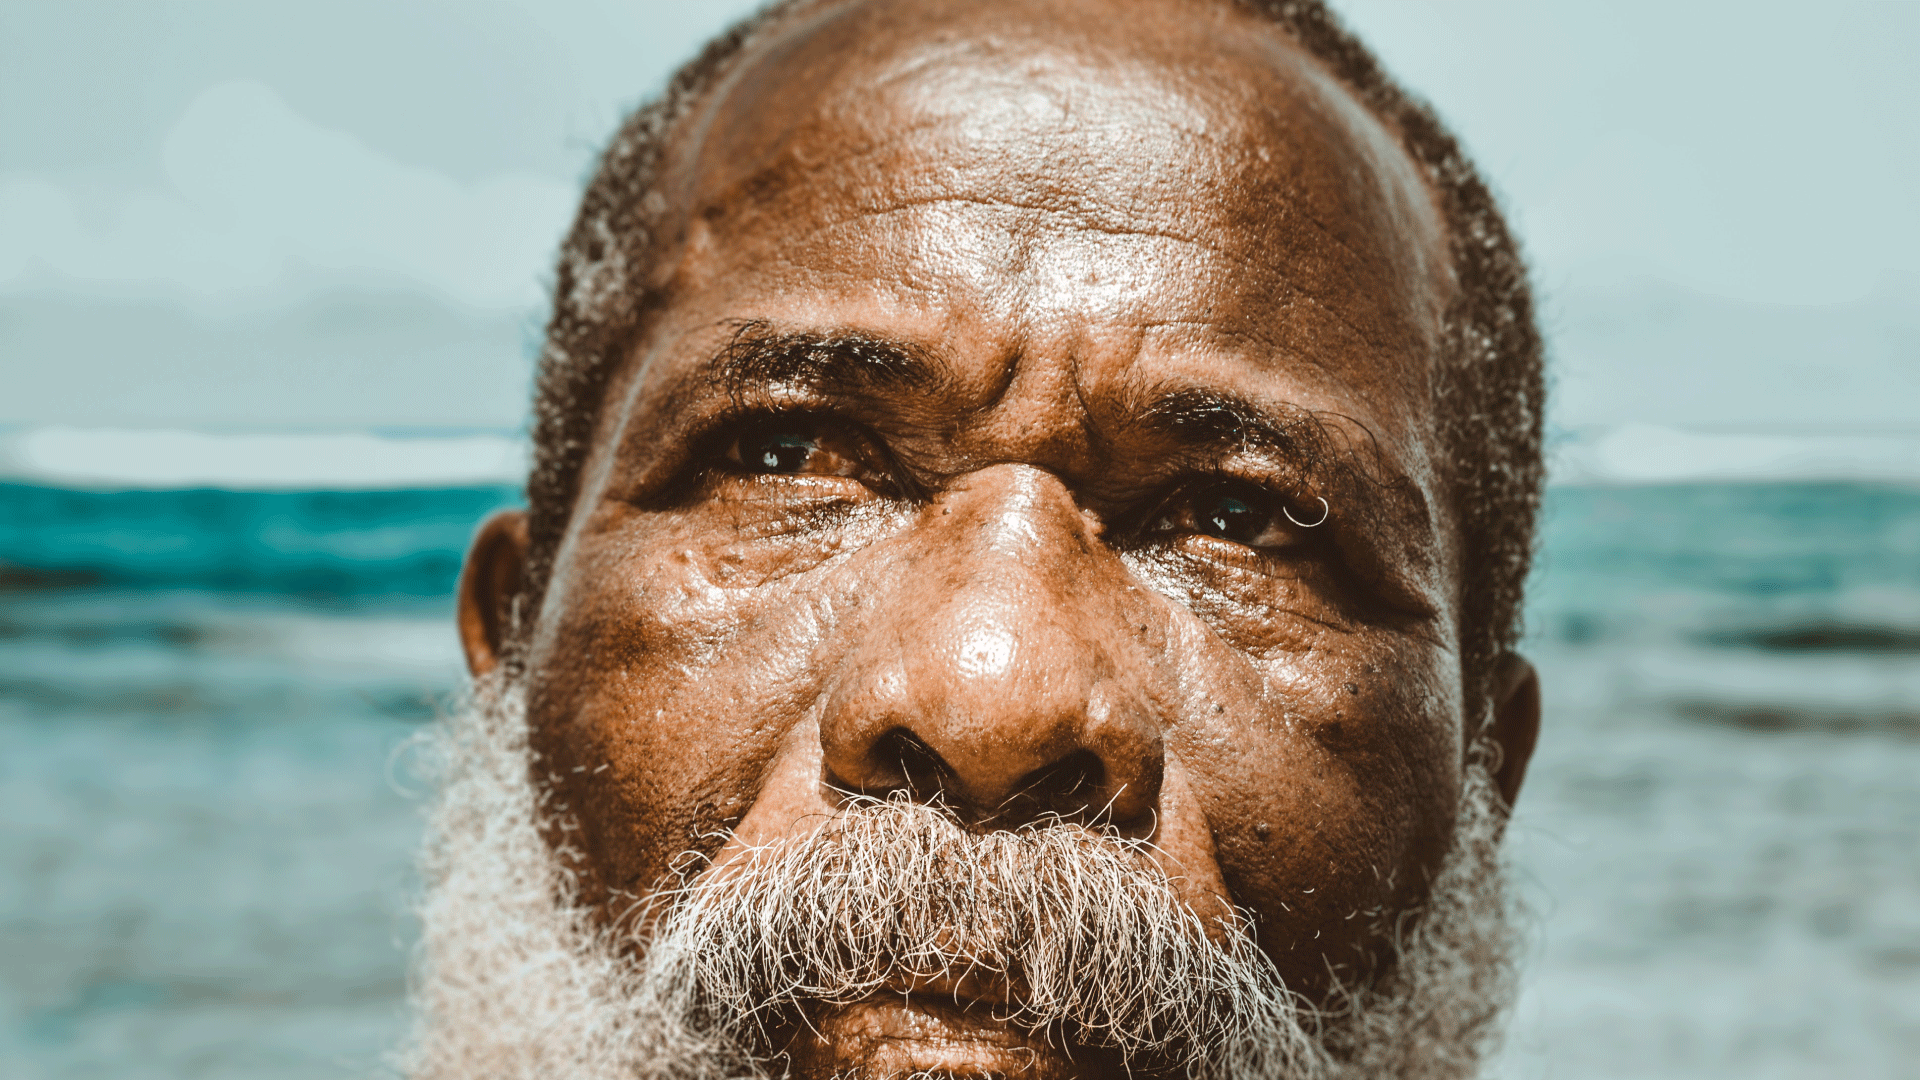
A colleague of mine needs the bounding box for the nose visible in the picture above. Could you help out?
[819,465,1164,829]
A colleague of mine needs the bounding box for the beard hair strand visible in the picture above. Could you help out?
[398,674,1519,1080]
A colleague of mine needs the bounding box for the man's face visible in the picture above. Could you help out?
[456,0,1535,1075]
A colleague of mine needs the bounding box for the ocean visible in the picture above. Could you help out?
[2,480,1916,1078]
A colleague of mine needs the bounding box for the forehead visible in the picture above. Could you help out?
[638,0,1452,461]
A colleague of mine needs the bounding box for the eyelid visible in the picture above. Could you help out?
[1141,475,1327,543]
[1123,462,1442,624]
[711,408,911,494]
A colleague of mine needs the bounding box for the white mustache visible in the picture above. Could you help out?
[401,677,1519,1080]
[632,795,1325,1077]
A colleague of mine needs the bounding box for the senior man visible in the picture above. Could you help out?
[412,0,1544,1077]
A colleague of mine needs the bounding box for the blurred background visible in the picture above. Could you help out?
[2,2,1917,1077]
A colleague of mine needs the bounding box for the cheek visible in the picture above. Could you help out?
[1169,621,1462,979]
[525,508,853,895]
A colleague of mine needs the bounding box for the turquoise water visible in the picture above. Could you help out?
[2,482,1917,1078]
[1503,485,1920,1078]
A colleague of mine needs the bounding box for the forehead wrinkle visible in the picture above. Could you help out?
[665,0,1451,319]
[697,60,1376,261]
[658,45,1447,408]
[687,92,1432,369]
[643,0,1453,483]
[685,15,1420,270]
[692,104,1230,261]
[744,193,1405,374]
[788,200,1242,322]
[708,8,1230,169]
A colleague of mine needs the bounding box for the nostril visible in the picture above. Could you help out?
[870,727,952,800]
[1003,748,1108,823]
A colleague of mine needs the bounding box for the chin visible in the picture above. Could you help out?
[779,997,1109,1080]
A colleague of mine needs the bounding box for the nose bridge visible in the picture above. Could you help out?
[923,466,1106,723]
[821,464,1163,826]
[954,462,1090,566]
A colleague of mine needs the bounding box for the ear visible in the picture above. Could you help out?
[1486,652,1541,810]
[457,509,530,677]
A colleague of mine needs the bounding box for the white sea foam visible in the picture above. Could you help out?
[9,423,1919,492]
[1552,424,1920,486]
[0,426,527,490]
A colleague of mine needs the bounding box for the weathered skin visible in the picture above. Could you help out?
[457,0,1540,1075]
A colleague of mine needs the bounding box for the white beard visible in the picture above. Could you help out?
[398,674,1521,1080]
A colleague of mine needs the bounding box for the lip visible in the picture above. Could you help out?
[884,967,1016,1008]
[783,994,1095,1080]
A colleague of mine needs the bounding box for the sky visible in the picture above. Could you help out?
[3,0,1918,438]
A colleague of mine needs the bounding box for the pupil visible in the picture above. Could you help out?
[750,431,815,472]
[1201,488,1268,544]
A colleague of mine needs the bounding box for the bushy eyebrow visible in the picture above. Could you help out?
[1125,385,1430,559]
[703,323,1353,472]
[1131,386,1345,473]
[639,320,1438,609]
[681,320,1423,534]
[706,319,951,406]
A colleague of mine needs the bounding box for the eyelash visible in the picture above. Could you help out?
[707,410,905,494]
[1143,478,1327,553]
[697,410,1326,551]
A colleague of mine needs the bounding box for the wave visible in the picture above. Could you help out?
[0,483,519,597]
[10,424,1919,491]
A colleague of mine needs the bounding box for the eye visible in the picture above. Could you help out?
[724,416,873,480]
[1154,479,1316,551]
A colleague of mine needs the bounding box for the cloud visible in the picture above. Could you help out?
[1521,131,1887,309]
[1552,424,1920,486]
[0,291,533,429]
[1547,275,1920,432]
[0,80,575,310]
[0,426,528,490]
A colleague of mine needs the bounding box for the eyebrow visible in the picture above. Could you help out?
[704,324,1360,471]
[706,320,951,407]
[677,321,1425,542]
[1126,386,1430,557]
[1132,386,1351,475]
